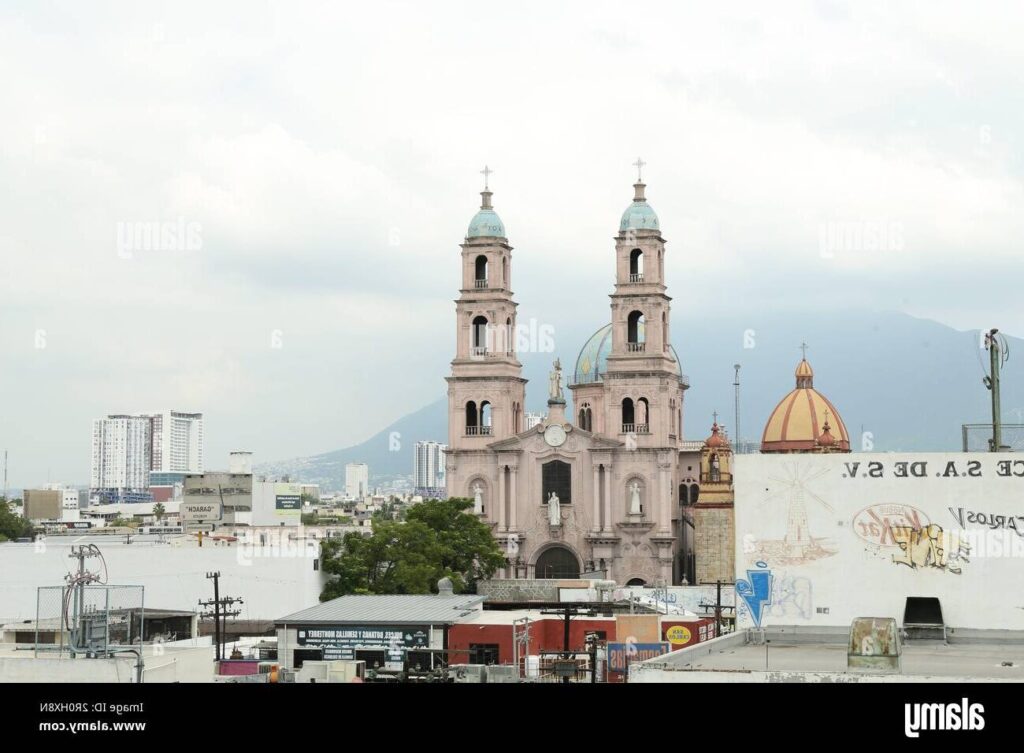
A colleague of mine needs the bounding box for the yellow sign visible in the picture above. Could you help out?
[665,625,692,645]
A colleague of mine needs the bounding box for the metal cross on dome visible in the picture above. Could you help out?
[480,165,493,190]
[800,342,809,360]
[712,410,718,424]
[633,157,646,182]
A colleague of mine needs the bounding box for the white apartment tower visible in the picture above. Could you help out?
[90,415,152,492]
[345,463,369,499]
[414,441,447,490]
[91,410,204,500]
[150,410,204,473]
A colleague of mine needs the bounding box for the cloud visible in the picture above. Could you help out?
[1,1,1023,485]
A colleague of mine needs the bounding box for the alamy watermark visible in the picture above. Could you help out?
[819,220,904,259]
[117,217,202,259]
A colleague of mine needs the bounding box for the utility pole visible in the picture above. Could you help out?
[66,545,103,656]
[700,579,736,637]
[985,329,1006,452]
[199,571,243,662]
[733,364,741,453]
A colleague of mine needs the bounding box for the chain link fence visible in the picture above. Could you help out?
[35,584,144,657]
[961,423,1024,452]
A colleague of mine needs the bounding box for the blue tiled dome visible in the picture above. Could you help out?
[619,199,659,232]
[467,208,505,238]
[573,323,681,384]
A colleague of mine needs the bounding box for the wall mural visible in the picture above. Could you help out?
[852,503,970,575]
[746,461,838,566]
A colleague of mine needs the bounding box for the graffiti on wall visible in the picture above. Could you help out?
[853,503,970,574]
[891,523,970,574]
[735,562,773,627]
[767,573,813,620]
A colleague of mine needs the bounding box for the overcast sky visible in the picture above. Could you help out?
[2,1,1023,487]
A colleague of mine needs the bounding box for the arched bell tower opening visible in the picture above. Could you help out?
[627,311,645,351]
[474,255,488,286]
[629,248,644,282]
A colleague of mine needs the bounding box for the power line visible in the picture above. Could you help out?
[198,571,243,662]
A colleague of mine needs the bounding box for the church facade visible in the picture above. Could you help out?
[445,171,716,586]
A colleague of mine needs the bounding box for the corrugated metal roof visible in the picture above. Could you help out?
[275,594,485,625]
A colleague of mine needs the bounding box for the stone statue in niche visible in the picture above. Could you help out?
[629,481,642,515]
[548,491,561,526]
[472,483,483,514]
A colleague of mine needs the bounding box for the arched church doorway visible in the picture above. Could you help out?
[534,546,580,579]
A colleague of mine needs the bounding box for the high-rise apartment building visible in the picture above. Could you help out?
[91,415,152,495]
[150,410,204,473]
[90,410,203,503]
[345,463,369,499]
[413,441,447,492]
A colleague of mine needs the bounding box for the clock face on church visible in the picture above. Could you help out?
[544,424,567,447]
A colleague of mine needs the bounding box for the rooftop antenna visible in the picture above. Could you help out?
[984,328,1010,451]
[733,364,741,453]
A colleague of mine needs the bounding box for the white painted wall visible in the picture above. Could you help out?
[0,537,326,621]
[735,453,1024,630]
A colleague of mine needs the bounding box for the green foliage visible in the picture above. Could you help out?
[0,499,34,541]
[319,497,504,600]
[152,502,166,520]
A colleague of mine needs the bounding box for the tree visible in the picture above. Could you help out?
[319,497,504,600]
[153,502,166,521]
[0,499,34,542]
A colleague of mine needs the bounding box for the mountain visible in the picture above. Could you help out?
[258,310,1021,489]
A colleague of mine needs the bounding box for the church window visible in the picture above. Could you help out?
[535,545,580,579]
[542,459,572,505]
[578,403,593,431]
[480,401,492,435]
[621,398,635,431]
[629,248,644,282]
[465,401,478,434]
[627,311,645,351]
[637,397,650,432]
[472,315,488,355]
[502,257,507,286]
[625,578,646,587]
[474,255,488,287]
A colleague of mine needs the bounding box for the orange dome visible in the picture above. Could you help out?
[761,358,850,453]
[705,421,729,449]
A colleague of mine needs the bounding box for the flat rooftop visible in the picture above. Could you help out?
[679,641,1024,678]
[633,628,1024,682]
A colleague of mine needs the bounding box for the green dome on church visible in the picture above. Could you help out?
[573,323,681,384]
[467,208,505,238]
[619,183,659,232]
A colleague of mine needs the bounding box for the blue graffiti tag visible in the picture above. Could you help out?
[736,562,773,627]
